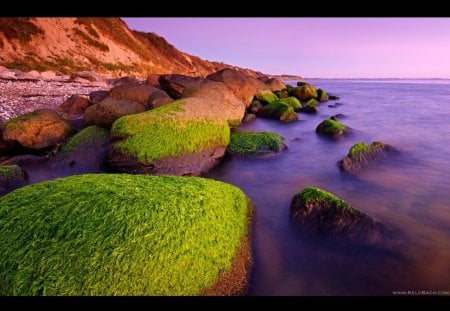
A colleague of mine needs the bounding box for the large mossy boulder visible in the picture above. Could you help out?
[2,109,73,149]
[84,98,145,129]
[50,126,109,173]
[257,101,298,123]
[108,100,231,175]
[0,165,27,195]
[339,142,396,173]
[228,131,285,158]
[289,84,318,101]
[108,83,166,109]
[254,91,278,106]
[315,118,351,140]
[290,187,388,243]
[0,174,253,295]
[278,97,301,111]
[206,69,269,107]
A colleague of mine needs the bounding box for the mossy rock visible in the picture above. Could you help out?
[228,131,285,158]
[299,105,317,114]
[316,88,329,102]
[2,109,73,149]
[290,186,388,243]
[315,118,351,140]
[279,97,301,111]
[274,89,289,99]
[243,113,256,123]
[254,92,278,106]
[0,165,28,195]
[50,126,109,173]
[249,100,263,114]
[303,98,319,107]
[289,84,318,101]
[296,81,307,86]
[257,101,298,123]
[0,174,253,295]
[339,142,396,173]
[328,94,340,100]
[109,100,231,175]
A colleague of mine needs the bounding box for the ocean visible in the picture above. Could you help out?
[205,79,450,295]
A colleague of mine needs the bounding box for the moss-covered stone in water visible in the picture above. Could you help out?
[0,174,252,295]
[316,118,351,139]
[279,97,301,111]
[290,84,318,101]
[0,165,27,195]
[304,98,319,107]
[257,101,298,123]
[228,131,285,158]
[255,92,278,105]
[274,89,289,99]
[296,186,357,214]
[317,88,329,102]
[348,142,372,158]
[111,100,230,163]
[340,141,396,173]
[60,126,109,155]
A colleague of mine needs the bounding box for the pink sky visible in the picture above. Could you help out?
[122,18,450,78]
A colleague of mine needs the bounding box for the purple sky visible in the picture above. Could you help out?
[122,18,450,78]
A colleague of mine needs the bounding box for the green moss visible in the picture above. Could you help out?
[260,101,298,122]
[111,101,230,163]
[298,186,358,214]
[229,131,284,158]
[250,100,261,107]
[255,92,278,105]
[316,118,349,137]
[60,126,109,155]
[0,165,20,175]
[317,89,328,102]
[3,110,41,133]
[73,28,109,52]
[279,97,301,110]
[304,98,319,107]
[348,142,387,159]
[0,174,251,295]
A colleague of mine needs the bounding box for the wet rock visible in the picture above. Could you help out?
[329,94,340,100]
[249,100,263,114]
[228,130,285,158]
[316,118,351,140]
[243,113,256,122]
[257,100,298,123]
[328,104,336,108]
[289,84,318,101]
[299,105,317,114]
[339,141,396,173]
[57,95,91,119]
[158,74,205,99]
[317,88,329,102]
[0,164,28,195]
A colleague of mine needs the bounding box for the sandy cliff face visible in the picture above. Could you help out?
[0,17,265,78]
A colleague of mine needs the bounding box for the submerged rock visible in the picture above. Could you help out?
[2,109,73,150]
[228,131,285,158]
[289,84,317,101]
[339,141,396,173]
[316,118,351,140]
[290,186,388,244]
[257,100,298,123]
[0,164,28,195]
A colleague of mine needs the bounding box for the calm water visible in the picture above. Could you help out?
[205,79,450,295]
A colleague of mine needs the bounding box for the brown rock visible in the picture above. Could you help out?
[88,90,109,105]
[58,95,91,119]
[158,74,205,99]
[206,69,269,107]
[41,70,56,81]
[2,109,73,149]
[84,98,145,129]
[264,78,286,91]
[290,84,318,101]
[108,83,162,109]
[16,70,41,81]
[70,71,106,82]
[146,74,162,88]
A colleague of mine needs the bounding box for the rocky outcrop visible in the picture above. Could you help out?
[339,142,396,173]
[290,186,389,244]
[84,97,145,129]
[2,109,73,149]
[315,118,351,140]
[108,83,166,109]
[0,164,28,195]
[57,95,92,119]
[158,74,205,99]
[206,69,269,107]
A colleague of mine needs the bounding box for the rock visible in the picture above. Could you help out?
[335,102,343,106]
[57,95,91,119]
[84,98,145,129]
[296,81,307,86]
[254,91,278,105]
[149,90,173,108]
[243,113,256,122]
[146,74,162,88]
[316,118,351,140]
[274,89,289,99]
[0,70,17,80]
[289,84,318,101]
[328,105,336,108]
[88,90,109,105]
[71,77,92,84]
[0,165,28,196]
[249,100,263,114]
[206,69,269,107]
[0,66,8,72]
[2,109,73,149]
[108,83,162,109]
[290,186,389,244]
[108,76,141,86]
[339,142,396,173]
[50,126,109,173]
[40,70,56,81]
[70,71,106,82]
[278,96,301,111]
[257,100,298,123]
[0,174,253,295]
[329,94,340,100]
[264,78,286,91]
[16,70,41,81]
[108,99,231,176]
[228,131,285,158]
[158,74,205,99]
[331,113,345,119]
[317,88,329,102]
[90,81,109,88]
[299,105,317,114]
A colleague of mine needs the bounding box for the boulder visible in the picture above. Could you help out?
[264,78,286,91]
[70,71,106,82]
[50,126,109,173]
[249,100,263,114]
[158,74,205,99]
[315,118,351,140]
[108,76,141,86]
[40,70,56,81]
[317,88,329,102]
[149,90,173,108]
[228,131,285,158]
[339,142,396,173]
[274,89,289,99]
[243,113,256,122]
[290,187,389,244]
[257,100,298,123]
[0,165,28,196]
[329,94,340,100]
[16,70,41,81]
[88,90,109,105]
[290,84,318,101]
[84,98,145,129]
[278,97,301,111]
[206,69,269,107]
[2,109,73,149]
[58,95,91,119]
[0,174,253,295]
[108,83,162,109]
[254,91,278,106]
[299,105,317,114]
[146,74,162,88]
